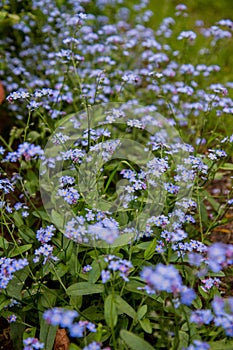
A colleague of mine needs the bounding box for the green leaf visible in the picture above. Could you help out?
[13,211,24,227]
[192,295,202,309]
[198,285,209,300]
[120,330,155,350]
[9,244,32,257]
[137,305,147,320]
[27,131,41,142]
[125,280,146,296]
[104,294,118,328]
[176,330,189,350]
[10,322,25,350]
[23,327,37,340]
[19,226,35,243]
[208,340,233,350]
[144,238,157,260]
[0,236,9,249]
[66,282,104,296]
[114,295,136,319]
[202,189,220,212]
[51,209,64,228]
[51,263,69,280]
[95,232,134,248]
[136,242,151,250]
[32,210,50,221]
[6,267,29,300]
[209,271,225,277]
[38,288,57,309]
[0,294,10,310]
[139,318,152,334]
[219,163,233,170]
[88,260,101,284]
[125,280,163,302]
[69,344,81,350]
[199,200,209,225]
[82,305,104,322]
[39,317,57,350]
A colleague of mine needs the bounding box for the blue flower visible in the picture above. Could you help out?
[23,337,44,349]
[190,309,213,325]
[185,340,210,350]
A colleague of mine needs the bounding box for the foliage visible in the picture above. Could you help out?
[0,0,233,349]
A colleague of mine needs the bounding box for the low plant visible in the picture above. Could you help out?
[0,1,233,349]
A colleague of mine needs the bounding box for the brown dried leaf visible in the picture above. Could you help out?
[53,329,70,350]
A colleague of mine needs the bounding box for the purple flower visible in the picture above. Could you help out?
[185,340,210,350]
[7,314,17,323]
[43,308,64,326]
[0,257,28,289]
[177,30,197,41]
[201,277,220,292]
[69,322,84,338]
[33,244,58,264]
[190,309,213,325]
[36,225,56,243]
[180,287,196,306]
[141,264,195,305]
[188,252,203,266]
[207,242,233,272]
[101,270,111,283]
[23,338,44,350]
[83,264,92,273]
[211,296,233,336]
[0,178,14,194]
[57,187,80,205]
[83,342,102,350]
[141,264,183,295]
[88,218,119,244]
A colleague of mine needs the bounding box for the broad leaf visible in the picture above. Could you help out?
[139,318,152,334]
[120,330,155,350]
[114,295,136,319]
[104,293,118,328]
[137,305,147,320]
[9,244,32,257]
[144,238,157,260]
[66,282,104,296]
[39,317,57,350]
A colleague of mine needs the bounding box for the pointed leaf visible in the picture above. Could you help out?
[144,238,157,260]
[39,317,57,350]
[137,305,147,320]
[9,244,32,258]
[120,330,154,350]
[104,294,118,328]
[66,282,104,296]
[114,295,136,319]
[139,318,152,334]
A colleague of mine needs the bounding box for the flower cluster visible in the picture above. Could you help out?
[88,217,119,244]
[36,225,56,243]
[43,308,96,338]
[3,142,44,162]
[1,0,233,348]
[64,210,120,244]
[188,242,233,273]
[101,255,133,283]
[201,277,221,292]
[33,244,58,265]
[140,264,196,306]
[0,178,14,194]
[23,338,44,350]
[0,257,28,289]
[191,296,233,337]
[184,340,210,350]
